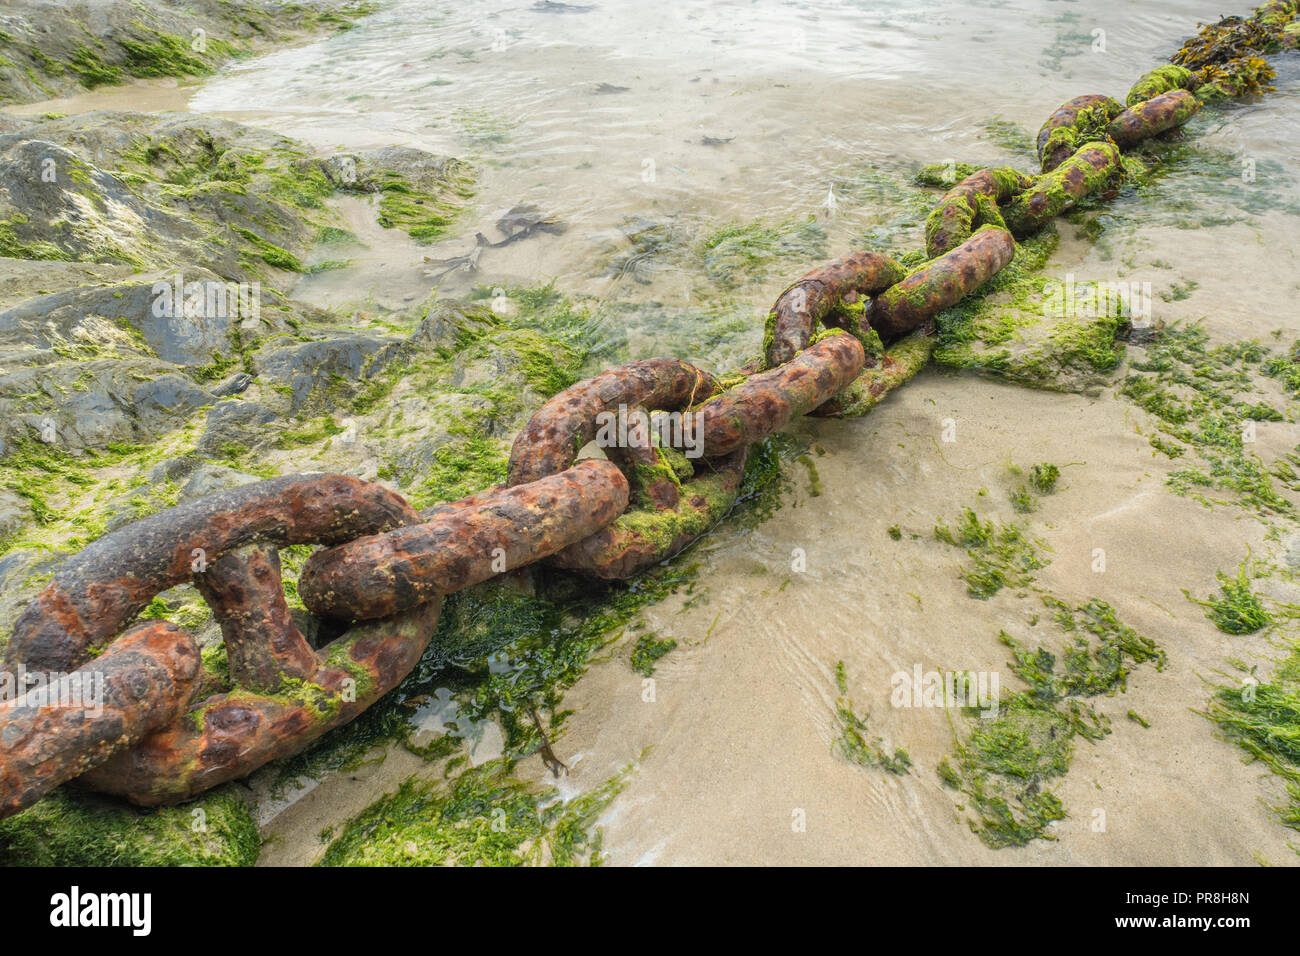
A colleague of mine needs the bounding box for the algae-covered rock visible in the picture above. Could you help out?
[934,274,1127,393]
[0,786,259,867]
[0,488,29,540]
[0,356,197,451]
[932,234,1127,393]
[318,146,476,243]
[0,0,377,106]
[0,268,283,367]
[254,334,404,412]
[0,112,339,285]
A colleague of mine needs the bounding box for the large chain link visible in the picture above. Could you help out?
[1,1,1295,818]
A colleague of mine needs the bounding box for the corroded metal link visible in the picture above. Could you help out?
[298,460,630,620]
[811,330,937,419]
[925,167,1033,257]
[195,545,319,693]
[549,449,748,580]
[607,405,681,510]
[507,359,719,486]
[508,355,759,578]
[77,603,439,806]
[867,226,1016,340]
[764,251,905,367]
[1002,143,1123,236]
[1125,64,1196,106]
[0,473,437,811]
[0,622,200,818]
[697,333,866,456]
[1107,89,1200,149]
[5,473,417,675]
[1035,94,1123,172]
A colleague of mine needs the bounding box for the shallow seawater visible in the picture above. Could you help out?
[22,0,1300,864]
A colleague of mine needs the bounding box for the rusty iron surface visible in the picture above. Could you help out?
[507,359,718,486]
[550,448,749,580]
[698,333,866,456]
[1003,142,1123,236]
[0,622,200,817]
[925,167,1034,257]
[195,545,320,693]
[5,474,417,676]
[764,251,905,367]
[1108,89,1200,148]
[868,227,1016,340]
[299,460,629,620]
[78,603,440,806]
[1035,94,1123,172]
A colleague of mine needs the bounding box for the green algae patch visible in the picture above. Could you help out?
[1008,462,1062,514]
[0,786,258,866]
[1207,649,1300,835]
[1030,463,1060,493]
[0,217,74,261]
[1190,565,1272,635]
[1121,323,1294,515]
[697,217,827,288]
[1204,560,1300,834]
[630,633,677,676]
[833,662,911,774]
[373,164,475,243]
[934,508,1048,600]
[940,598,1164,848]
[932,231,1125,393]
[1126,65,1195,106]
[318,760,628,866]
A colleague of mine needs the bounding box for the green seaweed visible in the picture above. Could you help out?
[833,662,911,774]
[697,217,827,288]
[941,597,1163,848]
[318,760,628,866]
[0,786,258,866]
[630,633,677,676]
[934,507,1048,599]
[1190,565,1272,635]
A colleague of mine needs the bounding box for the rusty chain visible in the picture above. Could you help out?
[1,1,1296,819]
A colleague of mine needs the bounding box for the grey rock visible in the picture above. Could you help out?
[0,258,133,312]
[0,489,32,541]
[132,374,215,435]
[319,146,467,196]
[0,358,200,451]
[254,334,403,411]
[0,0,370,106]
[0,139,202,266]
[180,464,261,501]
[392,393,497,477]
[211,372,254,397]
[0,547,63,640]
[196,400,280,457]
